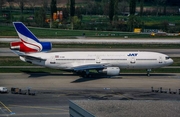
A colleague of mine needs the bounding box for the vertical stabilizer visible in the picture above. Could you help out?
[11,22,52,53]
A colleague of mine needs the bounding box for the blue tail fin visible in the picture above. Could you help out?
[13,22,40,43]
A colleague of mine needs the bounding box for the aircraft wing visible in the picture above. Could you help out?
[73,64,106,71]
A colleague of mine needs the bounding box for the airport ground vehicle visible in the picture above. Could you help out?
[0,87,8,93]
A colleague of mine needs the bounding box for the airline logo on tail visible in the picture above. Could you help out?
[11,22,52,53]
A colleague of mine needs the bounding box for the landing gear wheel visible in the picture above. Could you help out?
[77,70,93,78]
[87,74,92,78]
[82,74,92,78]
[147,69,151,77]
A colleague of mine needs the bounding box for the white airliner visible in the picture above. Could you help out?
[10,22,173,77]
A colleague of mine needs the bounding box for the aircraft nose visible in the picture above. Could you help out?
[168,58,173,65]
[170,59,174,64]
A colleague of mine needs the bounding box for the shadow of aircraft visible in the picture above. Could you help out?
[20,70,176,82]
[120,73,176,77]
[71,73,176,83]
[20,70,76,78]
[71,76,107,83]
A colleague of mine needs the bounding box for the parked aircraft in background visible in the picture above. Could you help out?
[10,22,173,77]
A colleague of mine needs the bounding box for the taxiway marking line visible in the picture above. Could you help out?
[0,101,12,113]
[5,112,69,116]
[10,105,69,112]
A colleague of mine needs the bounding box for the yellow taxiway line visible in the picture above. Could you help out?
[0,101,13,113]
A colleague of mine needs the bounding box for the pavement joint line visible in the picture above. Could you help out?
[0,101,13,114]
[10,105,69,112]
[6,112,69,116]
[111,90,131,100]
[120,94,132,100]
[0,114,9,117]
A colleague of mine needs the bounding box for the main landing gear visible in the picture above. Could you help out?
[78,70,92,78]
[147,69,151,77]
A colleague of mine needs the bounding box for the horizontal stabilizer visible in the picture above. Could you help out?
[11,49,46,61]
[21,55,47,61]
[10,49,25,56]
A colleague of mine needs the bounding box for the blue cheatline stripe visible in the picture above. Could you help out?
[13,22,40,43]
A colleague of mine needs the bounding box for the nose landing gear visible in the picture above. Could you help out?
[147,69,151,77]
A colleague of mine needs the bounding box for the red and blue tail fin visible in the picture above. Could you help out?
[10,22,52,53]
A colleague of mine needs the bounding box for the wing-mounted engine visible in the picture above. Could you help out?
[102,67,120,76]
[10,41,52,53]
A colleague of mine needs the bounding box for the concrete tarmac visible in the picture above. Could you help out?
[0,73,180,117]
[1,73,180,90]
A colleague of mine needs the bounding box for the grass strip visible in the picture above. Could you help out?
[0,25,156,38]
[0,57,33,66]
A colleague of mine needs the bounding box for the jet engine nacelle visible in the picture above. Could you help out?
[10,41,52,53]
[102,67,120,76]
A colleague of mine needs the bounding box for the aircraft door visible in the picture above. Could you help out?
[96,56,101,64]
[50,56,56,64]
[127,57,136,69]
[130,57,136,64]
[45,56,58,69]
[159,56,163,63]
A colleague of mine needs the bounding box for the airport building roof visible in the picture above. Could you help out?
[70,100,180,117]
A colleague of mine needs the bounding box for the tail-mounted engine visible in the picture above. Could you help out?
[10,41,52,53]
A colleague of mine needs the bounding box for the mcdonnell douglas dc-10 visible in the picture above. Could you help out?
[10,22,173,77]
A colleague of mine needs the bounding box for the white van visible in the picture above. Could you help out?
[0,87,8,93]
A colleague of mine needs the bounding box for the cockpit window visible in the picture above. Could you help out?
[165,57,170,60]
